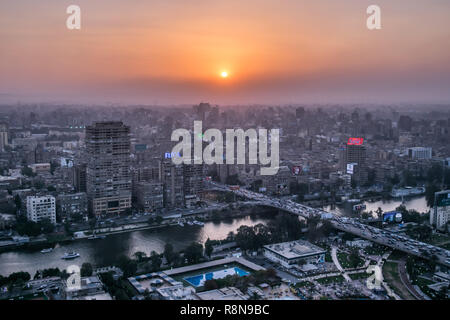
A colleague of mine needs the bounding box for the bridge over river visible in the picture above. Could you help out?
[208,182,450,267]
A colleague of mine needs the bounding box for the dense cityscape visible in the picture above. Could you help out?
[0,103,449,301]
[1,1,450,313]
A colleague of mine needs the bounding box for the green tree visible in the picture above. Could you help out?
[403,169,417,186]
[39,218,54,234]
[80,263,93,277]
[14,195,22,212]
[425,183,440,208]
[184,242,203,264]
[149,251,162,271]
[204,279,219,290]
[390,174,400,185]
[235,225,257,251]
[21,166,35,177]
[164,243,176,265]
[117,256,137,277]
[8,271,31,285]
[204,238,214,259]
[114,289,129,300]
[133,251,147,263]
[348,248,362,268]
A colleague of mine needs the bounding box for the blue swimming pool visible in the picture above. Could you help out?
[183,267,250,287]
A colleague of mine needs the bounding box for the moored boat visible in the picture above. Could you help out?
[61,252,80,260]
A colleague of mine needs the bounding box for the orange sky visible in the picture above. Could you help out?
[1,0,450,104]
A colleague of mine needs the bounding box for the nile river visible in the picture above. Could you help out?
[0,196,429,277]
[326,195,429,217]
[0,214,273,277]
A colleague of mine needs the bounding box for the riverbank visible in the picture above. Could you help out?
[0,213,276,277]
[0,205,276,254]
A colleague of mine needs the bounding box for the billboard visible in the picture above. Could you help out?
[437,192,450,207]
[383,211,402,223]
[135,144,147,151]
[347,163,357,175]
[292,166,302,175]
[347,137,364,145]
[165,151,181,159]
[60,157,73,168]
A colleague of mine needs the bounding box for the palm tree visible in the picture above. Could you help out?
[133,251,147,263]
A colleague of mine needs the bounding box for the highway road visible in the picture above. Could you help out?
[209,182,450,268]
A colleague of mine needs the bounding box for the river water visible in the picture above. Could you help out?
[0,214,273,277]
[325,196,429,217]
[0,196,429,277]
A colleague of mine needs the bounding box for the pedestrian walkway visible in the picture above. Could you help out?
[331,246,351,282]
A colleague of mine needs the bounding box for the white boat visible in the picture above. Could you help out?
[61,252,80,260]
[88,235,106,240]
[186,221,194,226]
[193,220,204,226]
[353,204,366,212]
[177,221,184,227]
[390,187,425,198]
[40,248,53,253]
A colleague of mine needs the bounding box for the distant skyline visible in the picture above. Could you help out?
[1,0,450,105]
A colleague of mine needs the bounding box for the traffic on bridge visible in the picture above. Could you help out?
[209,182,450,267]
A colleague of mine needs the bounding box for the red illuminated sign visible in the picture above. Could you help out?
[347,138,364,145]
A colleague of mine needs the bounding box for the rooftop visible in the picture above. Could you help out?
[264,239,326,260]
[196,287,249,300]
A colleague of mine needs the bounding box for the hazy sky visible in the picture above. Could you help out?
[1,0,450,105]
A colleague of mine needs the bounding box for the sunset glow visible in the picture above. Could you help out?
[1,0,450,104]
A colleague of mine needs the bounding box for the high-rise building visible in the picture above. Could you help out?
[340,143,367,185]
[135,181,164,212]
[0,123,8,152]
[26,196,56,225]
[159,159,184,208]
[85,122,131,217]
[74,163,87,192]
[57,193,88,221]
[407,147,432,160]
[430,190,450,231]
[183,164,204,197]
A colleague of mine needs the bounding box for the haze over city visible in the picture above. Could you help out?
[0,0,449,307]
[1,0,450,105]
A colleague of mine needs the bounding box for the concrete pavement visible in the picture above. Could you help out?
[331,246,352,282]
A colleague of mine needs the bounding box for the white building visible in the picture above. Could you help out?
[26,196,56,225]
[196,287,249,300]
[407,147,432,160]
[263,240,326,269]
[430,190,450,231]
[0,123,8,152]
[346,239,372,248]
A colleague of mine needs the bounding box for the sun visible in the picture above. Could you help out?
[221,71,229,78]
